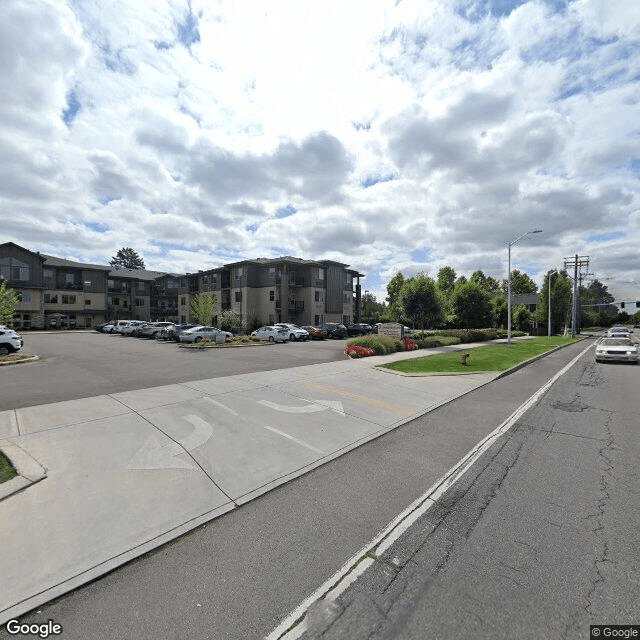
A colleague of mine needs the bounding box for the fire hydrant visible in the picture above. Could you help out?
[460,352,470,365]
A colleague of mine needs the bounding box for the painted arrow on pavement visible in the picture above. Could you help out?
[258,399,345,416]
[127,415,214,470]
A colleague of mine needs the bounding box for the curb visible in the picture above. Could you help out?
[0,440,47,502]
[0,355,39,367]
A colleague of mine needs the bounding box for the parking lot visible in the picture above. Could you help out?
[0,331,350,410]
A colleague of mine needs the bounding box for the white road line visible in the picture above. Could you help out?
[202,396,239,416]
[266,343,592,640]
[263,425,324,454]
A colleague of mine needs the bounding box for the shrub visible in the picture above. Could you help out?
[344,344,376,359]
[346,335,400,355]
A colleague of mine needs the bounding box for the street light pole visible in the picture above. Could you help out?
[507,229,542,346]
[548,270,558,338]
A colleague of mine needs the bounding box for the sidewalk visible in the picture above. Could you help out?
[0,342,516,624]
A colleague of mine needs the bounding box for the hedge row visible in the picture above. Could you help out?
[345,328,526,358]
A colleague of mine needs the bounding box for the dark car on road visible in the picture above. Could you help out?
[319,323,348,339]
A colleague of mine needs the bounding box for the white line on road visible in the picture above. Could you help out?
[266,343,593,640]
[262,426,324,455]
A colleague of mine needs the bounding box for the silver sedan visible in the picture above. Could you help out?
[595,338,639,364]
[251,326,289,343]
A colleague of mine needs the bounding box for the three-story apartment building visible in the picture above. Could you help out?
[1,243,364,330]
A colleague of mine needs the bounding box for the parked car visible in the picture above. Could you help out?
[94,322,109,332]
[136,322,174,339]
[120,320,147,336]
[595,337,639,364]
[347,323,373,336]
[301,325,327,340]
[0,327,23,355]
[101,323,115,333]
[275,323,309,341]
[251,326,289,343]
[112,320,132,334]
[178,326,233,343]
[319,323,348,339]
[159,323,197,341]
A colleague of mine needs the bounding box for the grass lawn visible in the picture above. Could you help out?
[0,450,17,484]
[381,336,580,374]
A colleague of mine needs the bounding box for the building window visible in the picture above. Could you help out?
[44,269,54,279]
[18,291,32,302]
[181,297,186,306]
[203,275,209,284]
[84,280,91,287]
[135,298,144,307]
[269,290,275,301]
[61,294,76,304]
[44,294,58,304]
[65,273,74,284]
[315,291,323,302]
[85,299,91,306]
[235,291,242,302]
[0,258,29,281]
[315,315,323,325]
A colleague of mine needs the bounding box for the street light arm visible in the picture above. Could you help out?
[509,229,543,247]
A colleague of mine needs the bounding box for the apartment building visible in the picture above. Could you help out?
[179,257,364,327]
[1,243,364,330]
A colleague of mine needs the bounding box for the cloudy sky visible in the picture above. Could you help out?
[1,0,639,304]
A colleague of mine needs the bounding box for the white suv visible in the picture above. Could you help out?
[0,326,23,355]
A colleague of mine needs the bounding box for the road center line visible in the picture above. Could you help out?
[262,426,324,454]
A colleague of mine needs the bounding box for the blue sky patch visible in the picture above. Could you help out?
[62,90,81,125]
[275,204,297,219]
[630,159,640,173]
[98,196,121,205]
[361,174,396,189]
[246,223,259,233]
[177,3,201,48]
[85,222,109,233]
[410,248,431,264]
[586,231,625,243]
[154,40,172,51]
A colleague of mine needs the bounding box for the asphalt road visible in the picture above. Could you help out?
[297,339,640,640]
[1,339,615,640]
[0,331,348,410]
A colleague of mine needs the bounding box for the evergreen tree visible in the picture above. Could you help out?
[110,247,146,270]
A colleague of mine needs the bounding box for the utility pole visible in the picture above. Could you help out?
[564,255,589,337]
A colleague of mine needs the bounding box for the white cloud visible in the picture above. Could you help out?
[0,0,638,304]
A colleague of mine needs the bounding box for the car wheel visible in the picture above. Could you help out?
[0,345,10,355]
[194,336,202,343]
[269,336,275,342]
[289,334,296,341]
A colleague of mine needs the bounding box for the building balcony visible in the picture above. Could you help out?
[289,300,304,312]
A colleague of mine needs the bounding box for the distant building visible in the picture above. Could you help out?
[0,243,364,330]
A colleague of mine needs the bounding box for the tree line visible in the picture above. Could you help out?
[362,267,625,334]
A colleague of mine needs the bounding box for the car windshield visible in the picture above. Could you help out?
[601,338,633,346]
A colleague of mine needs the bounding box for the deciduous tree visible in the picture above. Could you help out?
[189,292,218,326]
[0,281,19,326]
